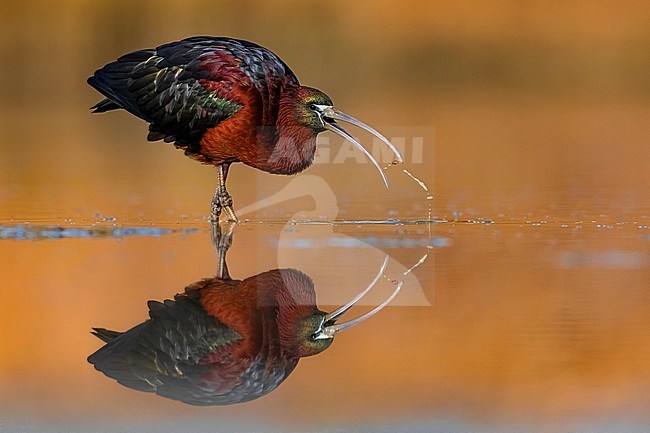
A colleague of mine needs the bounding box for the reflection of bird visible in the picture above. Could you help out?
[88,36,403,222]
[88,227,400,405]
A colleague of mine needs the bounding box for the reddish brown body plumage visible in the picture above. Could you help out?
[198,86,318,175]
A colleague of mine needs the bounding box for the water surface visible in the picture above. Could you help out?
[1,213,648,432]
[1,2,649,430]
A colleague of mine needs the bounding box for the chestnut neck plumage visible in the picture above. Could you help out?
[253,270,318,359]
[253,85,319,175]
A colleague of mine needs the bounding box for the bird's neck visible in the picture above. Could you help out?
[258,89,318,175]
[247,269,318,360]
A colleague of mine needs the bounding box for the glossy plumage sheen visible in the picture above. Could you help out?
[88,36,403,221]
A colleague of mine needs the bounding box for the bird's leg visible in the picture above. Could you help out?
[210,164,226,222]
[211,220,235,280]
[210,190,222,223]
[210,163,238,223]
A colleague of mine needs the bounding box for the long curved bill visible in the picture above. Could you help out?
[319,106,404,189]
[324,120,389,188]
[325,108,404,164]
[313,255,402,340]
[324,255,389,324]
[322,281,402,338]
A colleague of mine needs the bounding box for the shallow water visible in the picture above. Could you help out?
[1,210,648,432]
[2,2,650,429]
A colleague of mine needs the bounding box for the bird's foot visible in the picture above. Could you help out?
[210,198,222,223]
[222,205,238,223]
[213,189,238,223]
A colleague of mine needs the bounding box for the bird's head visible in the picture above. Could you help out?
[286,256,402,358]
[290,312,334,357]
[292,86,404,188]
[295,87,333,133]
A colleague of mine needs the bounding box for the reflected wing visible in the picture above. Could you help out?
[88,294,242,398]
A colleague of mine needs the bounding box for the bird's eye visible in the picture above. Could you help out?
[308,103,317,111]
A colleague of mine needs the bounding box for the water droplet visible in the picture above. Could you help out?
[402,169,429,192]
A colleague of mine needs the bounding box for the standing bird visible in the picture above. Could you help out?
[88,36,404,222]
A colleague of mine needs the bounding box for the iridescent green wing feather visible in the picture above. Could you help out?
[88,41,246,149]
[88,294,242,393]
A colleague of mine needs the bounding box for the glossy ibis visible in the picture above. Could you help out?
[88,36,403,221]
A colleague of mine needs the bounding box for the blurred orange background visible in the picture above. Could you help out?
[1,1,649,432]
[1,0,648,221]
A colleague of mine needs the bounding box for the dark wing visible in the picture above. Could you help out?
[88,295,242,400]
[190,36,300,126]
[88,36,299,150]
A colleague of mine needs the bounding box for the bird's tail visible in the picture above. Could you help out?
[91,327,123,343]
[87,49,155,120]
[90,99,120,113]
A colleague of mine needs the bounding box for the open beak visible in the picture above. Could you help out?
[318,106,404,189]
[313,255,403,340]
